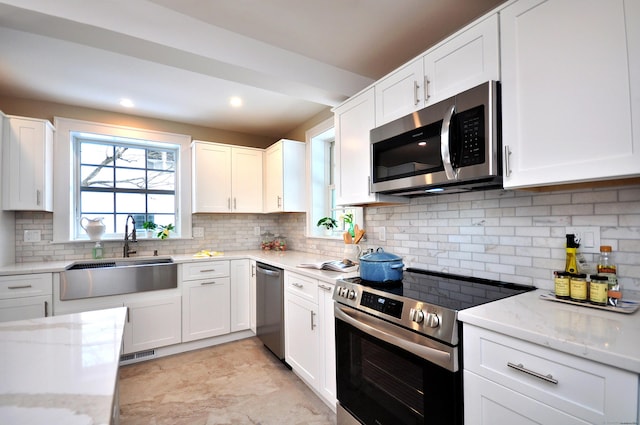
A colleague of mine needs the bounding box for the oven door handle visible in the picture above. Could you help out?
[335,304,456,372]
[440,104,459,181]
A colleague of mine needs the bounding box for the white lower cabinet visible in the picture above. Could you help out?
[181,261,231,342]
[284,271,336,410]
[463,324,638,425]
[230,259,250,332]
[123,295,181,354]
[0,273,52,322]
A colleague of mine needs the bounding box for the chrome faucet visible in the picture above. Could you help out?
[123,214,137,257]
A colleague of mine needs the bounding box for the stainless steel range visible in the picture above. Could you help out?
[333,268,535,425]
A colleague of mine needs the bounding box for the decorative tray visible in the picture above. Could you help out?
[539,292,639,314]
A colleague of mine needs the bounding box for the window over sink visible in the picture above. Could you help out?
[52,117,192,242]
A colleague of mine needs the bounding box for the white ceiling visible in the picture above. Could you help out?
[0,0,506,138]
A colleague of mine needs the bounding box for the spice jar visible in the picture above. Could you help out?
[569,273,588,302]
[554,271,571,300]
[589,275,609,306]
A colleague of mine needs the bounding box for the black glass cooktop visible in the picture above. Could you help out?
[346,268,535,311]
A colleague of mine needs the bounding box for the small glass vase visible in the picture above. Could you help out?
[348,222,355,237]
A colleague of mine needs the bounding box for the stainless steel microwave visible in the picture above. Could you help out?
[370,81,502,196]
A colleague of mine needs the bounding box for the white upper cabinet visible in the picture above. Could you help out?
[334,88,405,206]
[263,139,306,213]
[375,14,499,126]
[192,141,263,213]
[501,0,640,188]
[2,115,54,211]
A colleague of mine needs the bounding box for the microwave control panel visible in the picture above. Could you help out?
[453,105,485,168]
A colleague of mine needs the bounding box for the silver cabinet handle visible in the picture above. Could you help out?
[292,282,304,288]
[310,310,316,330]
[227,198,231,210]
[200,269,216,273]
[413,80,420,105]
[507,362,558,385]
[319,284,333,292]
[44,301,48,317]
[36,190,41,206]
[8,285,33,290]
[251,264,256,277]
[277,196,282,208]
[201,281,216,285]
[440,104,458,180]
[504,145,512,177]
[424,76,431,101]
[367,176,372,196]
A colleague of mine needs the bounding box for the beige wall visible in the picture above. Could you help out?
[284,107,333,142]
[0,95,275,149]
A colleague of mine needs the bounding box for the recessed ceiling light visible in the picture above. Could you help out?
[230,96,242,108]
[120,98,135,108]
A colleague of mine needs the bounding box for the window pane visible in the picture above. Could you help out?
[81,192,114,214]
[147,170,175,190]
[147,150,176,171]
[81,165,114,188]
[81,143,114,165]
[115,193,146,213]
[115,147,146,169]
[148,194,175,213]
[153,215,174,228]
[115,168,146,189]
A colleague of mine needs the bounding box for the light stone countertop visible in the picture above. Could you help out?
[0,307,127,425]
[458,289,640,374]
[0,249,358,283]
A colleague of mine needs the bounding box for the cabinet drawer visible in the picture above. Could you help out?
[464,324,638,424]
[0,274,52,299]
[285,272,318,303]
[181,261,230,281]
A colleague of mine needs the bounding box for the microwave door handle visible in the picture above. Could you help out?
[440,104,458,180]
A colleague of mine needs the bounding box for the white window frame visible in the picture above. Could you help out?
[305,117,362,238]
[53,117,192,242]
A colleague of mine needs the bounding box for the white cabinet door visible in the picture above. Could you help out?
[263,139,305,213]
[375,59,424,125]
[0,295,50,322]
[464,371,590,425]
[192,142,232,212]
[182,277,231,342]
[501,0,640,188]
[231,147,263,213]
[285,291,319,387]
[230,259,250,332]
[123,294,181,354]
[317,281,336,410]
[249,260,257,333]
[2,116,53,211]
[424,13,499,103]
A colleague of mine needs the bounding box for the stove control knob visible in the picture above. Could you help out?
[347,289,357,300]
[338,287,347,298]
[409,308,425,324]
[425,313,440,328]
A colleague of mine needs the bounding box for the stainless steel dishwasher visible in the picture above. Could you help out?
[256,262,285,360]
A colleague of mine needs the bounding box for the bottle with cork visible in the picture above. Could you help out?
[597,245,620,306]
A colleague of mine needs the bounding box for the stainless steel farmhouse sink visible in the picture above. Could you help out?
[59,257,177,301]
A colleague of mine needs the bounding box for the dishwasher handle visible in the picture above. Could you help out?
[256,264,281,277]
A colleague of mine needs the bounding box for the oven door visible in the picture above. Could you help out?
[335,304,462,425]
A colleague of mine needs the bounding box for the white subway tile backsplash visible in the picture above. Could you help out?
[13,185,640,292]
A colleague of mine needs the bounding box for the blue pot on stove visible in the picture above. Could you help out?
[359,247,404,282]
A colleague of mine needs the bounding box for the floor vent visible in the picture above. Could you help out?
[120,349,156,364]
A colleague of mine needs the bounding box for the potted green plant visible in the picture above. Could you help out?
[142,221,157,238]
[157,223,174,240]
[317,217,338,236]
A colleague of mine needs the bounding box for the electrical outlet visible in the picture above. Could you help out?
[254,226,260,236]
[565,226,600,254]
[379,226,386,242]
[24,230,41,242]
[192,227,204,238]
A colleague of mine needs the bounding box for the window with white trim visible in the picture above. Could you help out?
[74,134,178,238]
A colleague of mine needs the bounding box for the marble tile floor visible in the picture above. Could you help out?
[118,337,337,425]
